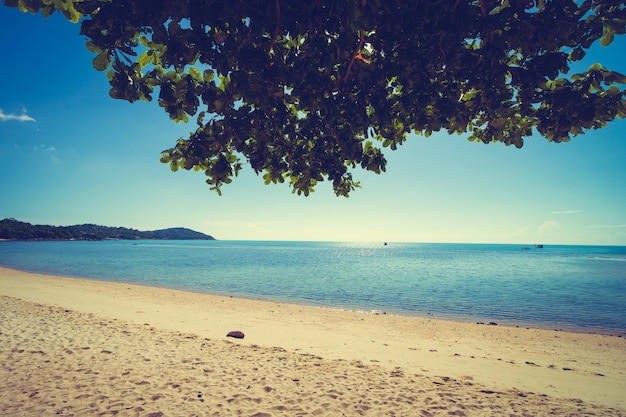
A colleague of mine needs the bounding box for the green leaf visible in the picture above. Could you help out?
[138,51,152,68]
[588,63,602,72]
[16,0,38,13]
[490,118,507,130]
[605,86,621,96]
[568,47,585,61]
[600,25,615,47]
[218,75,230,92]
[165,71,178,81]
[92,51,111,71]
[616,100,626,119]
[213,97,226,113]
[209,185,223,196]
[3,0,19,9]
[188,67,202,82]
[61,6,82,23]
[85,41,102,54]
[603,71,626,85]
[203,69,215,83]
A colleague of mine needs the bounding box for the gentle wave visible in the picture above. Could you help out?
[1,240,625,333]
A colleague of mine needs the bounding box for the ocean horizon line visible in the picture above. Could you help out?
[4,238,624,248]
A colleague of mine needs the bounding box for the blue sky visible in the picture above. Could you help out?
[1,6,625,245]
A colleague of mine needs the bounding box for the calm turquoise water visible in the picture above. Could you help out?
[1,241,625,333]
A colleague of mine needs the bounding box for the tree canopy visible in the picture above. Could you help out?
[4,0,626,196]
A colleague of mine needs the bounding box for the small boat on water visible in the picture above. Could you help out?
[534,244,544,248]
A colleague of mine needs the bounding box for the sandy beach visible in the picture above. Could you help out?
[1,266,625,416]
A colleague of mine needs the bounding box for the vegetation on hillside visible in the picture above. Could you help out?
[0,218,215,241]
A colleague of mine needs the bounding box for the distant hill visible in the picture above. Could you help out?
[0,218,215,241]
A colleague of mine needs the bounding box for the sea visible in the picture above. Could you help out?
[1,240,625,334]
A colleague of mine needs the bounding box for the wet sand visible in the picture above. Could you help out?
[1,266,625,416]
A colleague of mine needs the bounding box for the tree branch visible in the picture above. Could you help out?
[342,31,366,86]
[342,0,368,87]
[267,0,281,55]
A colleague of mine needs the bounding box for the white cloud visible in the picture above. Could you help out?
[514,226,528,237]
[33,144,55,152]
[13,143,56,152]
[538,220,560,236]
[587,224,626,229]
[0,108,36,122]
[202,219,273,228]
[552,210,583,215]
[200,219,274,239]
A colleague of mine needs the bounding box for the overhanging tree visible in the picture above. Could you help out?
[4,0,625,195]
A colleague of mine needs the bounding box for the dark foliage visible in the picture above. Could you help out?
[0,218,215,241]
[3,0,625,196]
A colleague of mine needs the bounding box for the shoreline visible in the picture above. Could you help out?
[3,263,624,338]
[2,266,626,414]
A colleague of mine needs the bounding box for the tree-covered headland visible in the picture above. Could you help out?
[0,218,215,240]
